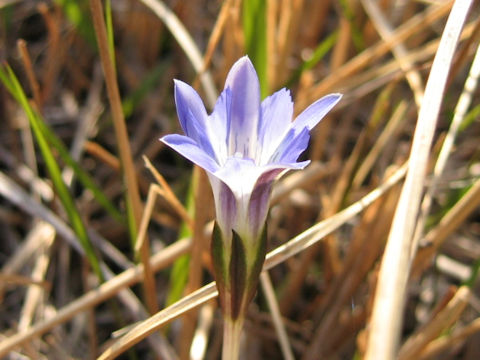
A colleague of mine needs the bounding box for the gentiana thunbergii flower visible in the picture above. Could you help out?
[160,56,341,358]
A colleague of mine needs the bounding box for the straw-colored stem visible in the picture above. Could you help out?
[222,317,244,360]
[17,40,42,109]
[398,286,471,360]
[412,41,480,258]
[365,1,472,359]
[88,0,143,230]
[89,0,159,315]
[260,271,295,360]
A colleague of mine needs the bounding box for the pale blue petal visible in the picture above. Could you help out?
[270,127,311,165]
[212,157,285,238]
[258,88,294,164]
[292,93,342,135]
[160,134,219,174]
[213,157,297,208]
[224,56,260,157]
[209,87,232,164]
[214,156,259,200]
[174,80,218,158]
[174,80,209,135]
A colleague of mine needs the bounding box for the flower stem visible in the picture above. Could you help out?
[222,317,244,360]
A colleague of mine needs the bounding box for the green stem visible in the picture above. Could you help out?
[222,317,244,360]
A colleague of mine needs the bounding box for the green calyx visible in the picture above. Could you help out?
[211,222,268,320]
[230,231,247,319]
[211,222,227,310]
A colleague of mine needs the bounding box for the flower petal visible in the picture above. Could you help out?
[209,87,232,164]
[224,56,261,158]
[258,88,294,165]
[247,168,283,238]
[174,80,209,134]
[214,156,260,203]
[212,157,281,239]
[208,175,237,242]
[270,127,311,165]
[160,134,219,174]
[174,80,216,158]
[292,93,342,134]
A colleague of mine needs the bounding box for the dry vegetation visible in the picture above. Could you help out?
[1,0,480,359]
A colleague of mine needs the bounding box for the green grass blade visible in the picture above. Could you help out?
[459,103,480,132]
[55,0,96,46]
[122,62,167,118]
[286,31,338,87]
[166,253,190,307]
[338,0,364,51]
[0,65,103,280]
[37,119,124,223]
[457,179,480,288]
[165,175,196,307]
[0,66,123,223]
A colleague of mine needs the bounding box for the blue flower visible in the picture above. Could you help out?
[161,56,341,247]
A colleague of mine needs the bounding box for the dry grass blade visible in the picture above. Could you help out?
[365,2,473,359]
[417,317,480,359]
[138,0,218,106]
[398,286,471,360]
[17,40,42,109]
[0,171,84,255]
[190,302,215,360]
[90,0,160,315]
[4,1,480,358]
[17,232,54,331]
[98,283,219,360]
[412,175,480,279]
[352,100,408,188]
[333,20,475,103]
[265,164,406,270]
[413,41,480,252]
[303,170,402,359]
[0,273,50,289]
[0,171,131,270]
[178,167,212,359]
[89,0,143,229]
[97,164,406,359]
[271,162,332,205]
[134,184,159,314]
[361,0,424,108]
[266,0,278,91]
[295,0,453,111]
[0,238,191,358]
[143,155,194,229]
[0,221,53,302]
[260,271,295,360]
[276,0,305,86]
[193,0,234,89]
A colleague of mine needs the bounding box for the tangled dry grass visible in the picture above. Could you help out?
[1,0,480,359]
